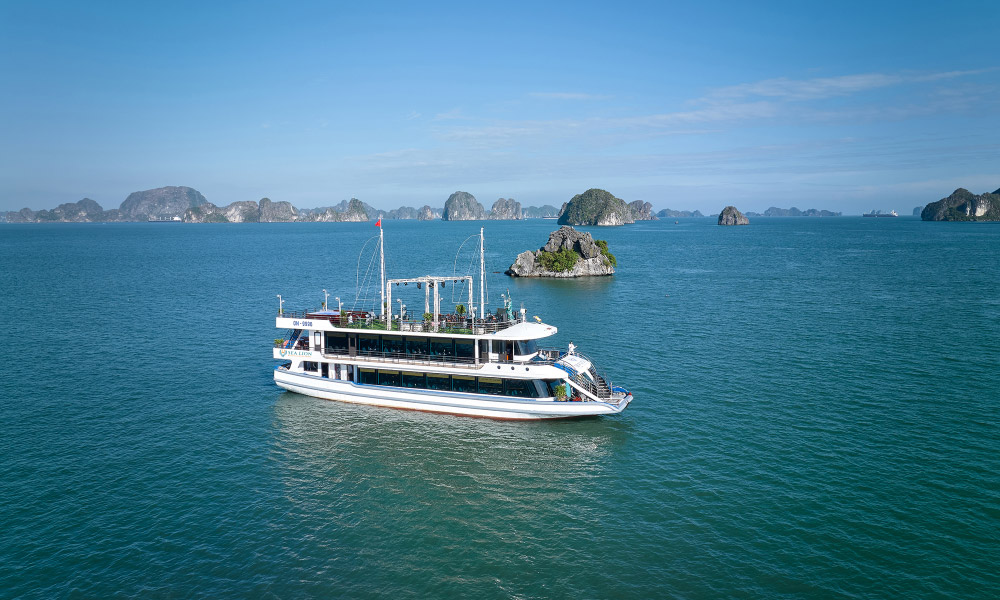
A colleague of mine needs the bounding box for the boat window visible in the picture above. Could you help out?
[378,370,400,387]
[402,371,426,389]
[303,361,318,372]
[426,373,451,391]
[359,368,377,385]
[325,333,349,353]
[455,340,474,360]
[382,336,404,355]
[358,334,379,354]
[478,377,503,395]
[515,340,538,355]
[453,375,476,393]
[505,378,537,397]
[430,339,453,358]
[405,336,429,356]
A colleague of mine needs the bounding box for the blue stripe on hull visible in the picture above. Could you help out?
[273,370,623,418]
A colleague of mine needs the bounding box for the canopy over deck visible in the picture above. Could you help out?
[488,321,557,341]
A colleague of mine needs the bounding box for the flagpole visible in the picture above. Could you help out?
[479,227,485,324]
[378,219,385,326]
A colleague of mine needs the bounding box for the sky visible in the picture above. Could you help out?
[1,0,998,215]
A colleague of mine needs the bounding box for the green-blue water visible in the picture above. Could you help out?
[1,218,998,598]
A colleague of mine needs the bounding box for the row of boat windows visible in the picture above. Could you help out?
[324,333,538,358]
[302,363,551,397]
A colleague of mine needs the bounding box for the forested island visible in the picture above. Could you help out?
[920,187,1000,221]
[506,226,616,277]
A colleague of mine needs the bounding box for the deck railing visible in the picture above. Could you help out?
[278,308,521,334]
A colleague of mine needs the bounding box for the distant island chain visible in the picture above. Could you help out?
[3,185,996,224]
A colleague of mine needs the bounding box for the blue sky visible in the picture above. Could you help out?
[1,0,997,214]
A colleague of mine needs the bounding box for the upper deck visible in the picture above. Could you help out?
[275,308,557,341]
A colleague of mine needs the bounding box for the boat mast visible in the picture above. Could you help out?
[479,227,485,322]
[379,221,386,325]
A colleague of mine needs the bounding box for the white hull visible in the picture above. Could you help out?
[274,368,630,420]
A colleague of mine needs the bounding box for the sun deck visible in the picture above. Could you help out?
[278,309,533,336]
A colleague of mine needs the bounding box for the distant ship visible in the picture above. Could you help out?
[148,216,182,222]
[863,210,898,218]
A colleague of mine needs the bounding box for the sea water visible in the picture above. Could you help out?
[1,218,998,598]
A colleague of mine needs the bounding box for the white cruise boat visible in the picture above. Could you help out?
[272,227,633,420]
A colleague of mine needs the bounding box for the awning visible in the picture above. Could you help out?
[488,321,558,341]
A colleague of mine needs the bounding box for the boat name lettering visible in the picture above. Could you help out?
[292,320,313,327]
[279,349,313,357]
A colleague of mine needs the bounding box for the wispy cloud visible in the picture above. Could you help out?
[528,92,612,101]
[422,69,996,148]
[706,69,989,102]
[433,107,473,121]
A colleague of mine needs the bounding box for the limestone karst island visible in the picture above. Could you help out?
[919,188,1000,221]
[18,182,1000,224]
[506,226,616,278]
[718,206,749,225]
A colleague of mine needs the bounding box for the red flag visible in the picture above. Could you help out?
[375,218,381,227]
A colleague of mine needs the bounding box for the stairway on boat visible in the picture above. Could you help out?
[570,372,613,401]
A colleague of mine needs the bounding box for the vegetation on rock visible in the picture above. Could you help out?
[442,191,486,221]
[595,240,616,267]
[921,188,1000,221]
[558,188,634,226]
[506,226,615,277]
[537,248,580,272]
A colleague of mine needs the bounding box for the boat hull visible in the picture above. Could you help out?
[274,368,630,420]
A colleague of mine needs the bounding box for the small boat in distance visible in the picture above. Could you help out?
[272,226,633,420]
[863,210,898,217]
[148,216,182,222]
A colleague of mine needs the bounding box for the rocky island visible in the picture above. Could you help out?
[442,191,486,221]
[628,200,657,220]
[920,187,1000,221]
[557,188,634,226]
[488,198,523,220]
[718,206,749,225]
[745,207,841,217]
[523,205,561,218]
[657,208,704,218]
[505,226,616,278]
